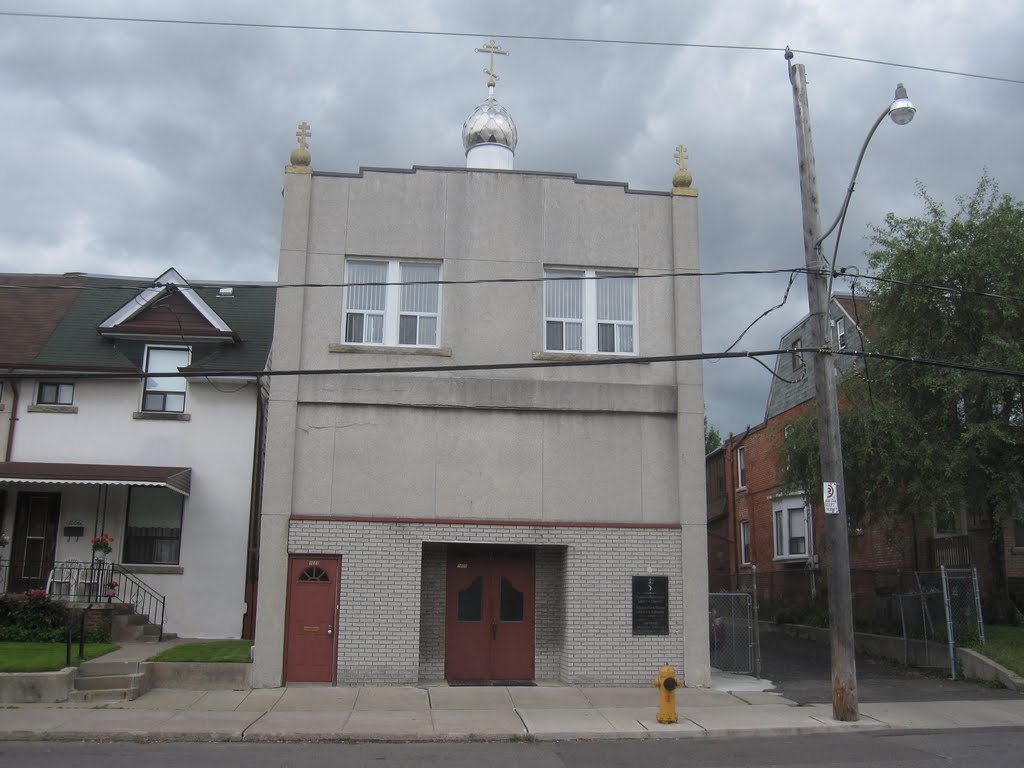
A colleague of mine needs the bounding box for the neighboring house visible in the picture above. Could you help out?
[0,270,275,638]
[707,295,916,617]
[251,70,710,688]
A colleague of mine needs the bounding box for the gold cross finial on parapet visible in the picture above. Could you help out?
[287,121,312,174]
[475,39,509,87]
[672,144,697,196]
[674,144,689,171]
[296,122,311,150]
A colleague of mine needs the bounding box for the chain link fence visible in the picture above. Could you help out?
[895,567,985,679]
[709,564,760,677]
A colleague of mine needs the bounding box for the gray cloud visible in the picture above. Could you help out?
[1,0,1021,435]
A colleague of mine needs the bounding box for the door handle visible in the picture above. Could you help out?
[491,621,497,640]
[327,625,333,636]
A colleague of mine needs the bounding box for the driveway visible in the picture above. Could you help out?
[757,627,1022,704]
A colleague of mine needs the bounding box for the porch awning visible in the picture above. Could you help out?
[0,462,191,496]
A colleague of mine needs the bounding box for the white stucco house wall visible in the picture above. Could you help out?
[252,71,710,687]
[0,270,275,639]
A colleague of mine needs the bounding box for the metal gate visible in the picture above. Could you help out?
[709,591,759,676]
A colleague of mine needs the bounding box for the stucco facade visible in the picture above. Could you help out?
[253,164,708,687]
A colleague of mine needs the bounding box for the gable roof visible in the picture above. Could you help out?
[98,268,235,340]
[0,271,276,375]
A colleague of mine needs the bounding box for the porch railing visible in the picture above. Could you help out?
[110,564,166,641]
[929,535,971,568]
[25,559,166,641]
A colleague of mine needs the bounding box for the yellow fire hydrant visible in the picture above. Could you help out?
[652,663,680,723]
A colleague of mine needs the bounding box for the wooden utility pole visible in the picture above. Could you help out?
[788,60,859,721]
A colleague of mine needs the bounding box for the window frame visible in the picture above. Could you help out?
[790,336,803,369]
[735,446,746,489]
[142,345,191,414]
[834,317,847,350]
[122,486,184,565]
[739,520,751,565]
[342,258,442,348]
[543,267,638,355]
[772,496,811,561]
[37,382,75,406]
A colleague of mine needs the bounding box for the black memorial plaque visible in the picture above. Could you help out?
[632,575,669,635]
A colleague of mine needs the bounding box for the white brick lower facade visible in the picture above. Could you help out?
[288,518,684,685]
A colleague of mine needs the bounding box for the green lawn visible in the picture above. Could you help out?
[0,642,118,673]
[972,625,1024,677]
[149,640,253,663]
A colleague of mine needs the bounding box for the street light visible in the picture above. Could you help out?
[785,49,915,722]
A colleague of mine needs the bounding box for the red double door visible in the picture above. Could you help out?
[445,548,535,683]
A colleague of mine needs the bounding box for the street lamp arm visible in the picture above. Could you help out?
[815,103,892,250]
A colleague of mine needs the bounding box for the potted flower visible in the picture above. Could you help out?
[91,534,114,556]
[106,579,119,603]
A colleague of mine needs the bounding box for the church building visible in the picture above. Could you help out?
[251,42,709,687]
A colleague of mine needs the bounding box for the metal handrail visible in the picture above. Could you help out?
[109,564,166,641]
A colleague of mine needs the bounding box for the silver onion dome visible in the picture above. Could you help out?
[462,97,518,153]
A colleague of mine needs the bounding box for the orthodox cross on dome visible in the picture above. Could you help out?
[672,143,696,196]
[475,39,509,88]
[296,121,311,150]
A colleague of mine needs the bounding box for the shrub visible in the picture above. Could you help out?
[0,592,110,642]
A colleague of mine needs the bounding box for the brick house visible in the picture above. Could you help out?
[707,295,916,618]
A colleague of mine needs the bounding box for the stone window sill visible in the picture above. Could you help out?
[28,404,78,414]
[133,411,191,421]
[532,351,646,363]
[329,343,452,357]
[118,564,184,575]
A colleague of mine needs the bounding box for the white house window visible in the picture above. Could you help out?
[123,487,183,564]
[736,446,746,489]
[37,382,74,405]
[343,259,440,347]
[544,268,636,354]
[740,520,751,565]
[773,496,810,559]
[834,317,847,349]
[142,347,190,413]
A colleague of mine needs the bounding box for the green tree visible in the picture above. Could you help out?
[705,414,722,455]
[783,176,1024,615]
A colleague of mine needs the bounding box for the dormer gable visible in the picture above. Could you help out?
[97,268,238,343]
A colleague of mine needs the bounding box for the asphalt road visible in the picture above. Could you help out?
[3,729,1024,767]
[757,628,1022,704]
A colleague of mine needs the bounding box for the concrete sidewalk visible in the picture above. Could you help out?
[2,674,1023,742]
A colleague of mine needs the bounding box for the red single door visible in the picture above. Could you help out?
[445,549,535,682]
[284,556,341,683]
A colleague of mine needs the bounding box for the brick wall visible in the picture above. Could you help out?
[289,519,685,685]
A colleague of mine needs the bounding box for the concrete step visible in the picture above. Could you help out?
[68,687,141,703]
[75,673,142,691]
[77,660,139,678]
[113,613,147,627]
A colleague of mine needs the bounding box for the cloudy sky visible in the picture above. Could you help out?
[1,1,1021,436]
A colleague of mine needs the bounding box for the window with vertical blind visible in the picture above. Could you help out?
[343,259,441,347]
[544,268,636,354]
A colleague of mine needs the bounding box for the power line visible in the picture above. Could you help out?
[1,10,1020,85]
[836,269,1024,304]
[0,267,811,292]
[6,345,1024,382]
